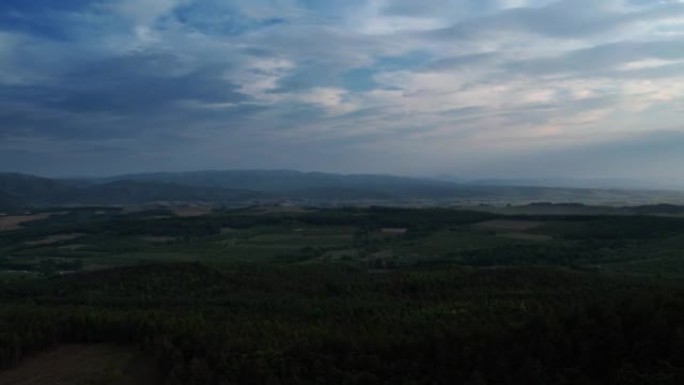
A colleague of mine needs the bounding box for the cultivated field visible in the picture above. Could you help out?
[0,214,51,231]
[171,205,215,217]
[25,233,84,246]
[473,219,543,231]
[2,206,684,276]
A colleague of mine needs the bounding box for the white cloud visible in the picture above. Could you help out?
[3,0,684,178]
[223,57,295,104]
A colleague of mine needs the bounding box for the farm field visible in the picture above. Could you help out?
[0,214,53,232]
[2,205,684,275]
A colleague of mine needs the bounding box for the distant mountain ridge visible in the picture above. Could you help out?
[0,172,269,209]
[1,170,684,209]
[437,175,682,191]
[105,170,452,192]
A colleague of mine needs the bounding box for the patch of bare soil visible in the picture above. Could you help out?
[253,206,311,215]
[172,205,214,217]
[0,345,159,385]
[139,236,176,243]
[0,214,52,232]
[59,244,86,251]
[473,219,543,232]
[497,232,552,242]
[25,233,84,246]
[220,227,235,234]
[81,264,118,272]
[371,250,395,259]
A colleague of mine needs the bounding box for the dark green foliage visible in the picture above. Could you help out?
[3,207,684,383]
[548,216,684,241]
[1,263,684,384]
[5,206,684,274]
[299,207,494,230]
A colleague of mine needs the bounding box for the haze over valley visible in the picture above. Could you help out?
[2,169,684,209]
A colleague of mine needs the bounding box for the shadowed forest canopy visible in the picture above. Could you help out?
[2,206,684,383]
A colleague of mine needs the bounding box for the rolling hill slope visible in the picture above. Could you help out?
[1,170,684,207]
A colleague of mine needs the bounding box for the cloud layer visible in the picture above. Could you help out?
[1,0,684,180]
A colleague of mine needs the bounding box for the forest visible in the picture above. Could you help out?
[1,205,684,384]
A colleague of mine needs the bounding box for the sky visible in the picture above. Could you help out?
[1,0,684,182]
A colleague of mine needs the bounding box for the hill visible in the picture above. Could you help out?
[0,190,24,211]
[105,170,684,204]
[66,181,268,205]
[0,173,74,206]
[0,173,268,207]
[106,170,450,192]
[2,170,684,207]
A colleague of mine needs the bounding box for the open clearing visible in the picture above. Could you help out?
[497,232,552,242]
[25,233,84,246]
[171,205,214,217]
[0,214,52,231]
[473,219,543,231]
[139,236,176,243]
[0,345,159,385]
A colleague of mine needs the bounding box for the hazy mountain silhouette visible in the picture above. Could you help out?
[1,170,683,208]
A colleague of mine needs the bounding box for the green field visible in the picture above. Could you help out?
[3,205,684,276]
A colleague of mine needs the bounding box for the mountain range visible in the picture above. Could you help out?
[1,170,683,210]
[436,176,684,191]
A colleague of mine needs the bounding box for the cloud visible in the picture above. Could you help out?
[507,40,684,76]
[427,0,684,41]
[1,0,684,181]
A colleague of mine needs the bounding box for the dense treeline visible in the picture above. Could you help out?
[1,263,684,384]
[452,241,628,267]
[4,208,684,383]
[300,207,495,229]
[7,206,684,244]
[3,207,495,241]
[4,207,684,278]
[544,216,684,241]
